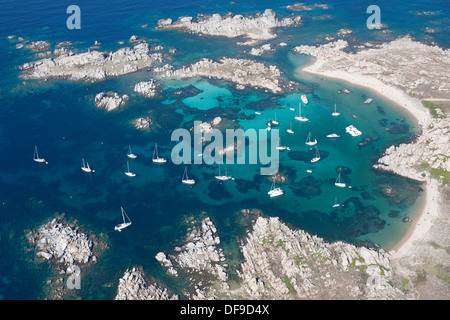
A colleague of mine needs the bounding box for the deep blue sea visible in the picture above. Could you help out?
[0,0,448,299]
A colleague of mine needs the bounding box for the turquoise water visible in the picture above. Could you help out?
[0,0,447,299]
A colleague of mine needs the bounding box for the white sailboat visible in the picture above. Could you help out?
[332,196,340,207]
[127,145,137,159]
[114,207,132,232]
[305,132,317,146]
[268,176,284,198]
[152,143,167,163]
[287,121,294,134]
[334,172,346,188]
[301,94,308,104]
[215,164,233,181]
[182,166,196,185]
[295,103,309,122]
[276,138,290,151]
[81,158,94,173]
[33,146,48,164]
[271,113,279,126]
[310,147,320,163]
[327,133,340,138]
[332,103,340,117]
[124,161,136,177]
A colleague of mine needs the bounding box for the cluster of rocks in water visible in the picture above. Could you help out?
[156,217,229,299]
[156,9,301,41]
[115,268,178,300]
[134,79,159,98]
[94,92,129,112]
[27,218,95,273]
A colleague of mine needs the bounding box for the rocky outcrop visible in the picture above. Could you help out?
[155,57,282,93]
[132,117,152,130]
[374,115,449,182]
[94,92,129,111]
[115,267,178,300]
[134,80,159,98]
[249,43,274,56]
[155,217,228,299]
[156,9,301,40]
[27,218,95,272]
[20,43,163,81]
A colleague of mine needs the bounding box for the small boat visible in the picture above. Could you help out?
[81,158,94,173]
[301,94,308,104]
[255,111,262,115]
[289,108,295,111]
[306,169,313,173]
[276,138,290,151]
[305,132,317,146]
[332,104,340,117]
[33,146,48,164]
[271,113,279,126]
[152,143,167,163]
[310,147,320,163]
[287,121,295,134]
[334,172,346,188]
[124,161,136,177]
[114,207,132,232]
[364,98,373,104]
[268,176,284,198]
[127,145,137,159]
[215,164,232,181]
[182,166,196,185]
[332,196,340,207]
[327,133,340,138]
[295,103,309,122]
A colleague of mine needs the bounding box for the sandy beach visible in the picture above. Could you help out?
[297,58,441,259]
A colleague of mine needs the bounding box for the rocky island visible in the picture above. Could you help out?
[155,57,283,93]
[19,42,163,81]
[156,9,301,42]
[134,79,159,98]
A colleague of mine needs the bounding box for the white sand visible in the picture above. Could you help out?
[298,58,440,258]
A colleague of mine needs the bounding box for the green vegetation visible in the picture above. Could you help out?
[421,162,430,169]
[422,101,448,119]
[282,275,297,295]
[261,238,273,245]
[422,263,450,284]
[430,167,450,184]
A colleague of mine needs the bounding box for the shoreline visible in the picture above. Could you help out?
[296,57,439,259]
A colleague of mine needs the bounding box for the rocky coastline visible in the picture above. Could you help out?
[141,214,415,300]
